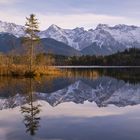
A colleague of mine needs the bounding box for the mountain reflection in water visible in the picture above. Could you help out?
[0,68,140,109]
[0,68,140,139]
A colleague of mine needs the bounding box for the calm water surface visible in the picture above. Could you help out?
[0,68,140,140]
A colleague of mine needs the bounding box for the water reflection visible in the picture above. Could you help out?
[20,79,41,136]
[0,68,140,139]
[0,69,140,109]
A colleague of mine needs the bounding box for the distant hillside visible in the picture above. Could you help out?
[0,34,81,56]
[81,42,125,56]
[41,38,81,56]
[0,33,20,53]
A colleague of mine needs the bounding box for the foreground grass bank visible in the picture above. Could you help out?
[0,65,62,77]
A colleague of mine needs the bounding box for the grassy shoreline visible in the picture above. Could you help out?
[0,65,63,77]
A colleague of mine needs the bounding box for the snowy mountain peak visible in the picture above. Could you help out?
[0,20,25,37]
[113,24,138,30]
[73,27,85,31]
[48,24,61,31]
[96,24,109,30]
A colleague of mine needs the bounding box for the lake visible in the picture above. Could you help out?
[0,68,140,140]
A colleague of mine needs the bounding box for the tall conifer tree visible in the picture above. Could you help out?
[24,14,40,72]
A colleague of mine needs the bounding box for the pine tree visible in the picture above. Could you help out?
[24,14,40,72]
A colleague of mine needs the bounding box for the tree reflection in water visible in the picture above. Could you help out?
[21,78,41,136]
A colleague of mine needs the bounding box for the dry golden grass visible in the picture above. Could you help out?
[0,64,100,80]
[35,66,63,76]
[0,65,63,77]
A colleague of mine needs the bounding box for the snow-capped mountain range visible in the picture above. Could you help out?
[0,76,140,110]
[0,20,140,55]
[0,20,25,37]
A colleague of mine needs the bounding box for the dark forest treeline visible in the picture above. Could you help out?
[53,48,140,66]
[0,48,139,74]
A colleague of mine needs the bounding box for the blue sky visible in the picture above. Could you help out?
[0,0,139,30]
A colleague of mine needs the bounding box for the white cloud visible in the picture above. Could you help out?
[37,13,140,30]
[0,10,25,25]
[0,0,19,5]
[0,10,139,30]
